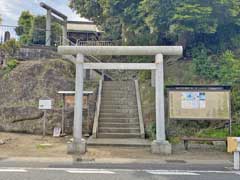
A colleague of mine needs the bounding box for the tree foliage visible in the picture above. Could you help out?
[70,0,240,48]
[192,46,218,80]
[30,16,46,45]
[70,0,240,119]
[219,51,240,119]
[0,39,20,57]
[15,11,34,44]
[219,51,240,85]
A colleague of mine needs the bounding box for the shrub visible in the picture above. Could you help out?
[191,45,219,80]
[1,39,21,57]
[146,121,156,140]
[7,59,19,70]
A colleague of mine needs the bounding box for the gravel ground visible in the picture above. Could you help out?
[0,132,232,162]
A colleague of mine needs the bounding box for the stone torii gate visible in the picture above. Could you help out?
[40,2,68,46]
[58,46,183,155]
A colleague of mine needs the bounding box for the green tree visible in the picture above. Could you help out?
[219,50,240,85]
[1,39,20,57]
[170,0,240,49]
[70,0,150,45]
[70,0,240,48]
[30,15,46,45]
[15,11,34,44]
[29,15,62,46]
[191,44,219,80]
[171,1,216,34]
[219,51,240,119]
[50,22,62,46]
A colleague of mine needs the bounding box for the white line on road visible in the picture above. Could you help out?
[66,170,115,174]
[146,170,199,176]
[0,169,27,173]
[0,167,239,175]
[235,172,240,176]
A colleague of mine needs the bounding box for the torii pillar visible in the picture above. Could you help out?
[151,53,171,154]
[46,9,51,46]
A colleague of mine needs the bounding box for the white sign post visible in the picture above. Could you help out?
[39,100,52,110]
[234,138,240,170]
[39,99,52,137]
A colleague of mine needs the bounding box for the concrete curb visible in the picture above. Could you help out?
[0,156,233,165]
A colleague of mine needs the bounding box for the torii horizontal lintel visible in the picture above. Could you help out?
[83,63,157,70]
[40,2,67,20]
[58,46,183,56]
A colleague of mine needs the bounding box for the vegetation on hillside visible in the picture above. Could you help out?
[0,39,20,73]
[0,39,20,57]
[70,0,240,121]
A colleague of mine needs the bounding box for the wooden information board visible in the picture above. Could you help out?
[167,86,231,120]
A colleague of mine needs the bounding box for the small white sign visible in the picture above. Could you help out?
[39,99,52,110]
[53,127,61,137]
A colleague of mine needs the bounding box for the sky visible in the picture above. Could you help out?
[0,0,88,26]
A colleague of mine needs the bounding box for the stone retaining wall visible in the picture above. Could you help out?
[16,46,60,61]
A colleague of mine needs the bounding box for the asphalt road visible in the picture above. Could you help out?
[0,161,239,180]
[0,167,239,180]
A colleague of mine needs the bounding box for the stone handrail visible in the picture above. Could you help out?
[134,80,145,138]
[92,79,103,138]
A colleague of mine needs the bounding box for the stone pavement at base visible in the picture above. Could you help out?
[87,137,151,147]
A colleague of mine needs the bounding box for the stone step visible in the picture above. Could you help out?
[82,121,90,125]
[87,138,151,147]
[97,133,141,139]
[102,96,136,100]
[101,100,137,106]
[100,112,138,118]
[102,87,135,91]
[101,104,138,109]
[102,88,135,92]
[101,98,137,102]
[102,94,136,98]
[98,80,141,139]
[102,98,137,102]
[103,80,134,83]
[103,81,134,86]
[99,127,140,133]
[102,85,135,89]
[102,86,134,91]
[99,122,139,128]
[100,108,138,114]
[99,118,139,123]
[102,89,136,93]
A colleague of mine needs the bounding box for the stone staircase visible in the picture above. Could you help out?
[97,81,142,138]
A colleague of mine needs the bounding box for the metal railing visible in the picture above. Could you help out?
[0,25,18,44]
[76,40,114,46]
[0,24,62,46]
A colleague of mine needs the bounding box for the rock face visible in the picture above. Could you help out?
[0,49,6,68]
[0,59,76,134]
